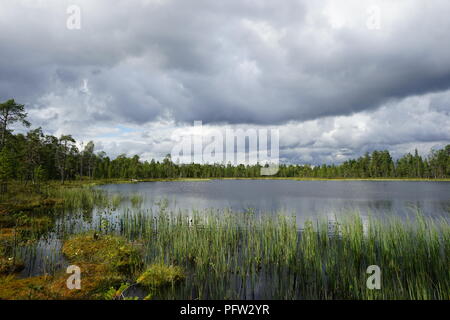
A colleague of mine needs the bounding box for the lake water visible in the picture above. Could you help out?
[18,179,450,279]
[98,180,450,222]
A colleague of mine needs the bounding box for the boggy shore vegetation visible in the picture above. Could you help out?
[0,185,449,300]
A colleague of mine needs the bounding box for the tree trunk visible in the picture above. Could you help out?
[0,116,8,150]
[0,181,7,194]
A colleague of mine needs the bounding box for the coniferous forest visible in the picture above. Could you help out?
[1,98,449,192]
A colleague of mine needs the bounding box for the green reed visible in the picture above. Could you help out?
[118,209,450,299]
[48,187,110,210]
[130,194,144,208]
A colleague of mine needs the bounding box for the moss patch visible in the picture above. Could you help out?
[0,234,143,300]
[0,213,54,249]
[62,233,142,275]
[136,263,184,288]
[48,263,125,299]
[58,234,143,299]
[0,275,53,300]
[0,228,16,241]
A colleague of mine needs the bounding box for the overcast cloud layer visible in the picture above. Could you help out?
[1,0,449,164]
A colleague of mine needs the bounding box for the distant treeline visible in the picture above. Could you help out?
[1,99,449,191]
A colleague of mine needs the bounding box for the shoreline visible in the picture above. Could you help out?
[88,177,450,184]
[2,176,448,214]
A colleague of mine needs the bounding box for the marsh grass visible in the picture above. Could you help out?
[1,184,449,300]
[111,194,124,208]
[119,209,450,299]
[130,194,144,208]
[48,187,110,210]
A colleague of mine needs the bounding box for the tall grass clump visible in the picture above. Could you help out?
[48,187,109,210]
[111,194,124,208]
[130,194,144,208]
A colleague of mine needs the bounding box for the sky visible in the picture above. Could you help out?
[1,0,449,164]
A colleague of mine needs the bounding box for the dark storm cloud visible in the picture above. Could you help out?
[0,0,449,163]
[2,0,450,125]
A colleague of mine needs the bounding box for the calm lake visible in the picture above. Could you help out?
[19,179,450,282]
[98,180,450,222]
